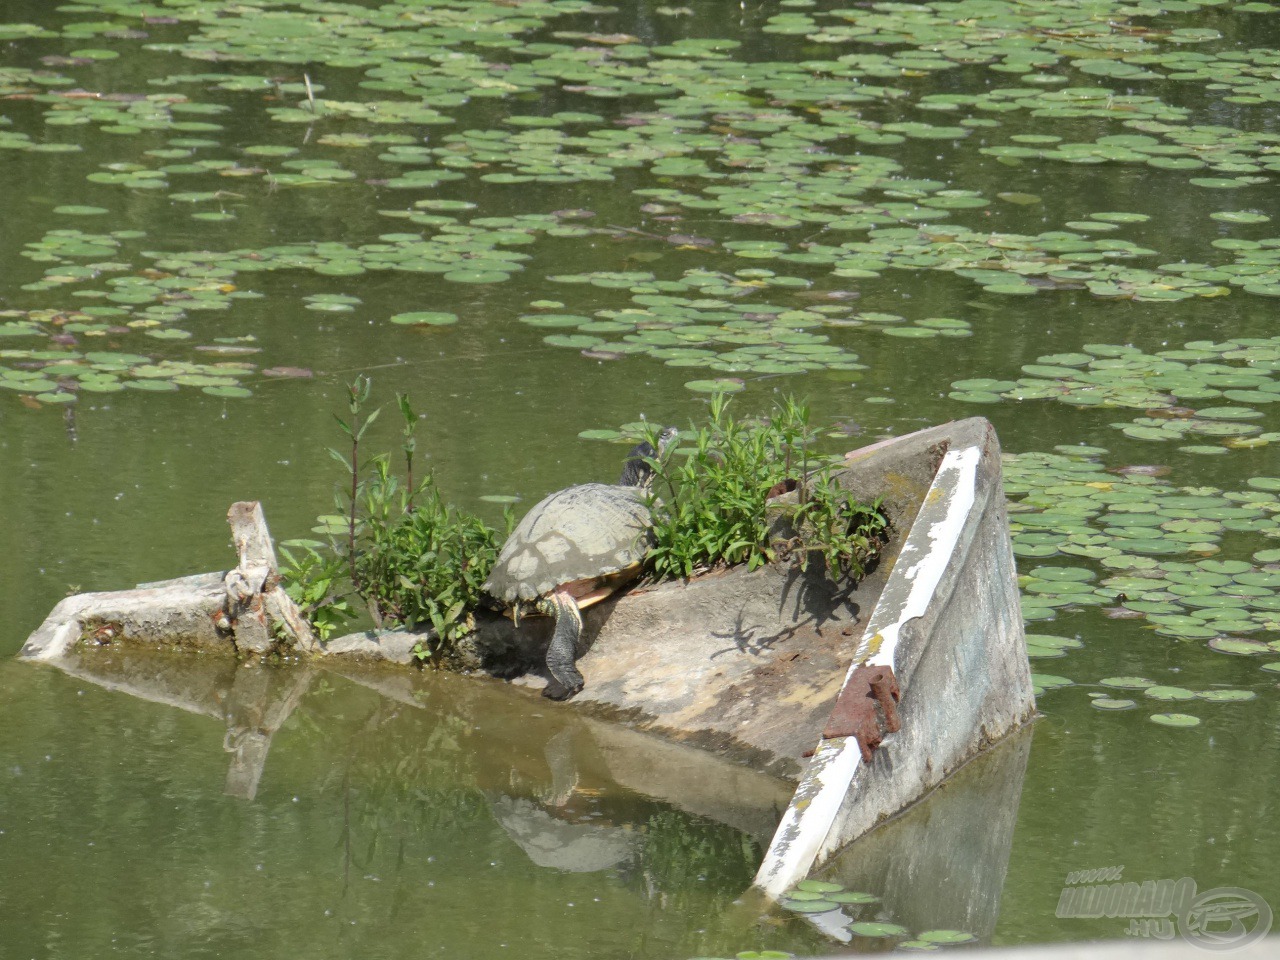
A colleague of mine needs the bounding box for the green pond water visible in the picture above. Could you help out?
[3,0,1280,955]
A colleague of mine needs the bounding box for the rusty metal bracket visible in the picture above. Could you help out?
[820,664,901,762]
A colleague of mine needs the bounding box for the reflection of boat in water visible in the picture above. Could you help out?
[799,725,1033,943]
[32,644,1031,941]
[37,646,787,854]
[50,646,314,800]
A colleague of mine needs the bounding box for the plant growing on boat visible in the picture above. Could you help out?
[279,543,357,642]
[281,379,505,658]
[353,453,504,656]
[284,384,883,652]
[643,394,886,581]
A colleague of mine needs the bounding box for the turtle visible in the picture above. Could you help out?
[484,427,678,701]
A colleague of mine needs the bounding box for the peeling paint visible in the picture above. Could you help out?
[864,445,979,673]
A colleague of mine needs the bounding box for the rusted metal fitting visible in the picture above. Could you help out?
[821,664,901,762]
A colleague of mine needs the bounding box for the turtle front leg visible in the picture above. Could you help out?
[536,589,585,701]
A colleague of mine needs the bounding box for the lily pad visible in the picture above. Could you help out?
[1197,690,1255,702]
[847,922,909,937]
[390,312,458,326]
[826,891,879,904]
[1208,637,1271,656]
[1092,697,1136,711]
[1100,676,1156,690]
[781,899,839,913]
[917,930,976,944]
[793,880,843,893]
[684,379,745,394]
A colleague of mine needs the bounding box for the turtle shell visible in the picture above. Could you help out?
[484,483,654,604]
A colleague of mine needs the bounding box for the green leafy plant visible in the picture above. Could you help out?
[282,379,505,659]
[279,542,358,641]
[353,453,504,656]
[645,394,886,581]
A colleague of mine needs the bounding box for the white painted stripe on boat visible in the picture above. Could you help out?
[754,734,861,897]
[752,444,981,899]
[865,443,979,670]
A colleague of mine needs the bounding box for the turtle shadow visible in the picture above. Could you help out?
[708,557,874,658]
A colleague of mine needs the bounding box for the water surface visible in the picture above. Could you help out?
[2,0,1279,955]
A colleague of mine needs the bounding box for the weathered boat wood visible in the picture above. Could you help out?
[20,501,316,661]
[753,418,1034,896]
[18,417,1033,898]
[449,417,1034,895]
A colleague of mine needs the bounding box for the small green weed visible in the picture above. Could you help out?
[280,377,504,659]
[280,542,357,641]
[354,454,503,655]
[645,394,885,581]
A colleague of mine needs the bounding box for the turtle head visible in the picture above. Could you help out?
[618,425,678,487]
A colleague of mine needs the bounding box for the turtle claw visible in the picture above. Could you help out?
[544,657,585,701]
[542,678,584,702]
